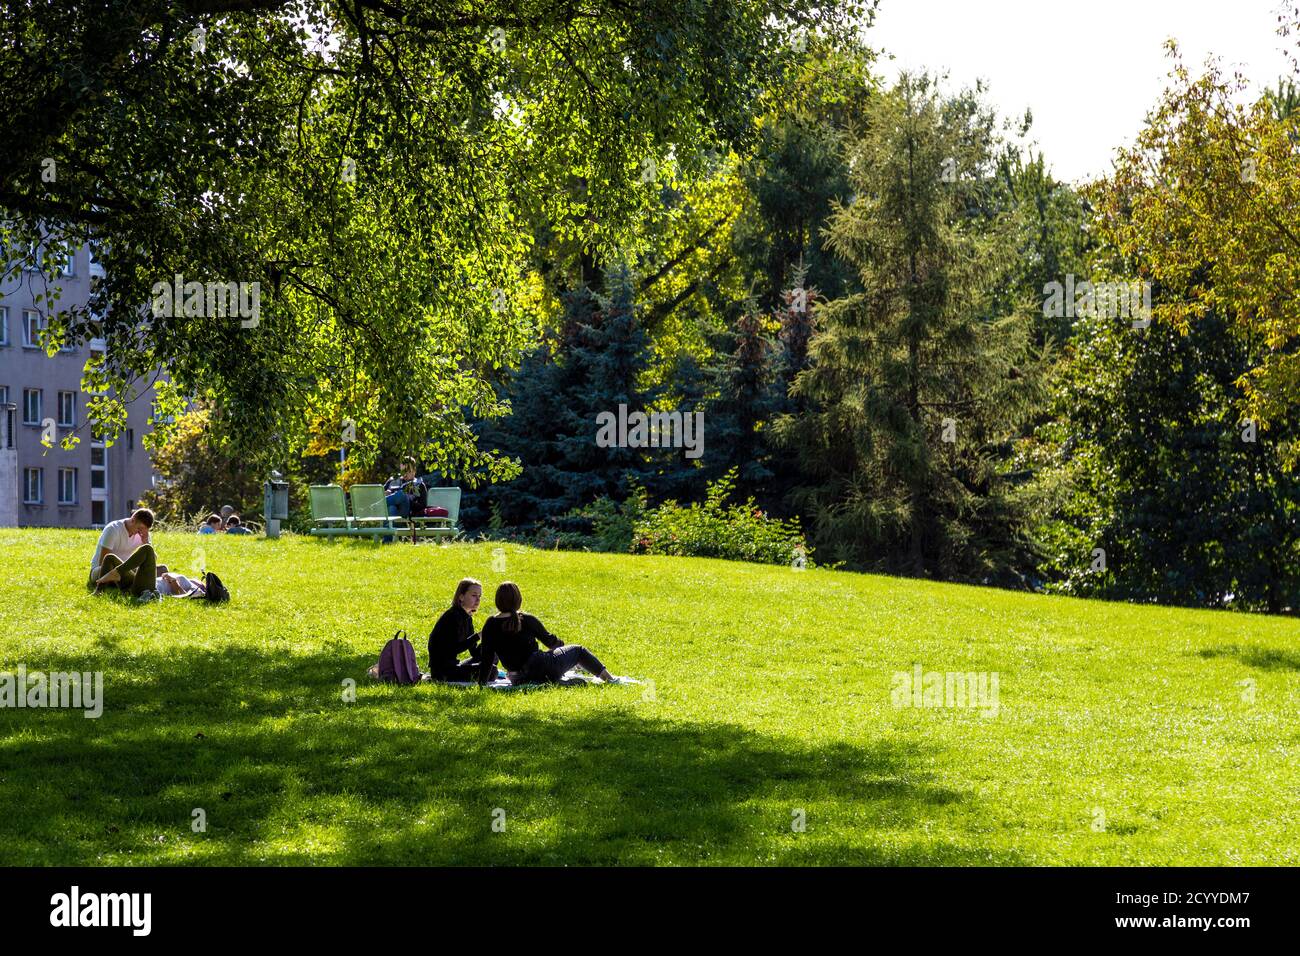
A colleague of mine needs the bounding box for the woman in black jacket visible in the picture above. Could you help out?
[428,578,485,681]
[477,581,618,685]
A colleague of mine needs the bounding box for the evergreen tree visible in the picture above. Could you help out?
[708,307,781,495]
[469,272,659,529]
[463,343,567,528]
[776,74,1047,579]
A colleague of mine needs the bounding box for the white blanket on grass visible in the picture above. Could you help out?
[437,669,640,690]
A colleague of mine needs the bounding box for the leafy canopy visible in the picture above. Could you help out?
[0,0,864,478]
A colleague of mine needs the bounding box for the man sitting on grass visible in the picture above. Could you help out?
[88,508,160,602]
[224,515,253,535]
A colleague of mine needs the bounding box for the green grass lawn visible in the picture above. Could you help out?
[1,528,1297,865]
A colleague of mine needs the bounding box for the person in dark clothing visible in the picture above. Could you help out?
[385,456,428,518]
[478,581,617,685]
[428,578,485,681]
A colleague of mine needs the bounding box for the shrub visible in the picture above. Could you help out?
[631,469,809,566]
[569,488,648,552]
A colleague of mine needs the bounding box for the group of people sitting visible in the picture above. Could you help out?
[87,507,209,601]
[428,578,622,686]
[200,505,253,535]
[87,510,616,682]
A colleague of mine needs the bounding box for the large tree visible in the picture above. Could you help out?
[1024,307,1300,613]
[468,272,661,528]
[1093,38,1300,460]
[777,74,1048,579]
[0,0,863,477]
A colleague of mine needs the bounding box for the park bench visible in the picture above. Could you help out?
[307,483,390,537]
[409,486,461,539]
[307,485,354,535]
[307,482,462,540]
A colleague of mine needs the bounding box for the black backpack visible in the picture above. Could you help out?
[203,571,230,603]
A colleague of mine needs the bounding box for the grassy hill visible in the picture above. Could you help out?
[0,529,1296,865]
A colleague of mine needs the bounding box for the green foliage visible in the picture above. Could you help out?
[632,469,808,565]
[0,0,863,475]
[734,34,876,312]
[468,272,669,527]
[993,150,1091,346]
[1023,308,1300,612]
[140,403,335,528]
[1092,43,1300,454]
[652,305,785,505]
[571,488,648,553]
[139,405,268,522]
[777,73,1049,580]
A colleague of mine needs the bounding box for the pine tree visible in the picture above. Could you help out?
[468,271,659,529]
[776,74,1047,578]
[463,342,566,528]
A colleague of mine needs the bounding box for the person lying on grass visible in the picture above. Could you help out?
[477,581,619,686]
[155,570,206,598]
[88,508,160,602]
[427,577,486,681]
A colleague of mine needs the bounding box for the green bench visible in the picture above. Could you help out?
[307,483,462,540]
[408,486,461,539]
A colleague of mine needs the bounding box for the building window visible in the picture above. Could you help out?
[58,468,78,505]
[23,310,42,349]
[22,388,42,426]
[127,428,134,450]
[92,500,106,526]
[91,469,106,490]
[88,241,105,278]
[0,307,8,346]
[0,387,11,448]
[33,243,73,277]
[23,468,43,504]
[57,391,76,427]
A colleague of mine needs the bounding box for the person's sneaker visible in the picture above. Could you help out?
[136,589,160,604]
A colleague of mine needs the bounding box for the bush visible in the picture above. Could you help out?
[569,488,647,552]
[631,469,809,566]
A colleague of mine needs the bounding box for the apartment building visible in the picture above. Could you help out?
[0,243,157,528]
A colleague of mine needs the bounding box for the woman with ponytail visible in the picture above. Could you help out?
[477,581,618,685]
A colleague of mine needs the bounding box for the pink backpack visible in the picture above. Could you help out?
[375,631,422,684]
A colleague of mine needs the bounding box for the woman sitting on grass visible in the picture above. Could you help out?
[478,581,619,686]
[427,578,485,681]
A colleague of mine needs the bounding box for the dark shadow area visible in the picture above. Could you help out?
[1197,644,1300,672]
[0,645,1013,866]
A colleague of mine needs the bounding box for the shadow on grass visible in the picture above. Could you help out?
[0,646,1017,866]
[1197,644,1300,672]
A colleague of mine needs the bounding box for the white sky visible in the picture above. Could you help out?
[866,0,1296,183]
